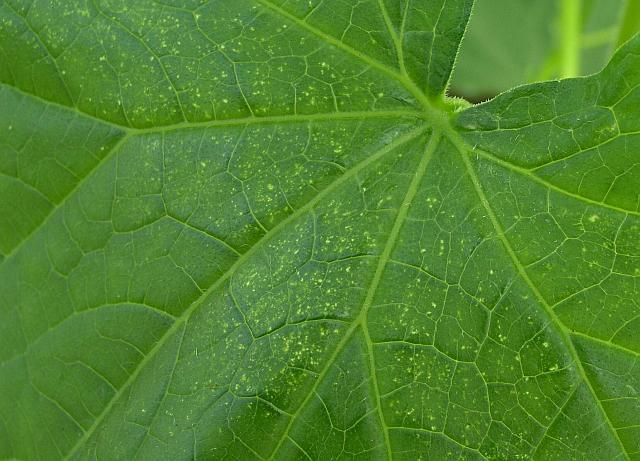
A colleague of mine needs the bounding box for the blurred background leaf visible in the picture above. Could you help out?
[450,0,638,102]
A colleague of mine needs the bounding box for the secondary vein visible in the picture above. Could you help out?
[472,148,640,217]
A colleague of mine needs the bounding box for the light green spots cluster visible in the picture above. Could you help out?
[0,1,639,460]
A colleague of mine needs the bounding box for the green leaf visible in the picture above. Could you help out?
[0,1,639,460]
[451,0,632,99]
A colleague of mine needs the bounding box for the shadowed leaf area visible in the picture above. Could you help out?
[0,1,639,460]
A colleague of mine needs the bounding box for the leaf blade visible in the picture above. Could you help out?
[1,2,639,460]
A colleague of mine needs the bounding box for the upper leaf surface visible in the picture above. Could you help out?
[0,1,639,461]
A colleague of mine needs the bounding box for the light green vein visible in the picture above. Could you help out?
[165,214,242,257]
[133,110,425,134]
[571,331,640,360]
[471,147,640,217]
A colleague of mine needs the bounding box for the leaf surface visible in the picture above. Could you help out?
[0,1,639,460]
